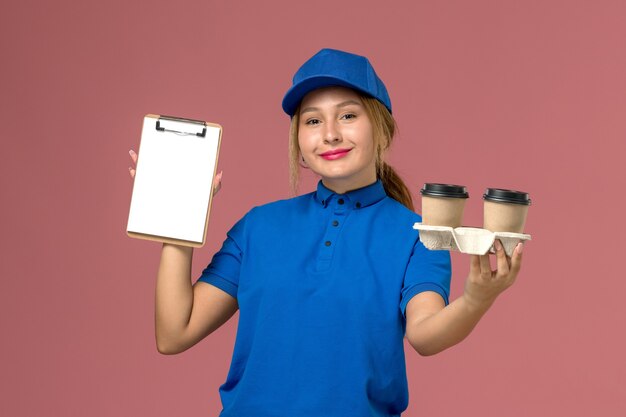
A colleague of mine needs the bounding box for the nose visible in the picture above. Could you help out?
[323,121,342,144]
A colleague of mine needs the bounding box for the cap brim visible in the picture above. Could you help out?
[281,75,370,117]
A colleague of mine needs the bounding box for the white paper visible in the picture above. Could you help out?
[127,116,220,243]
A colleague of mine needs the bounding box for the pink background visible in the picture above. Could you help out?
[2,0,625,416]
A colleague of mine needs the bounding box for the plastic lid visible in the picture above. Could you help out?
[483,188,531,205]
[420,183,469,198]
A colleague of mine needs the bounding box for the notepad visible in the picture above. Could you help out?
[127,114,222,247]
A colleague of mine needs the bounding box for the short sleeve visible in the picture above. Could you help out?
[195,213,248,299]
[399,240,451,318]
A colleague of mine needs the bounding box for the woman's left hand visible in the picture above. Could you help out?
[463,240,523,310]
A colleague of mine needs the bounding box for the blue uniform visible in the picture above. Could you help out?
[197,180,451,417]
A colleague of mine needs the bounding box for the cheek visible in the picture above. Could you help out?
[351,122,374,143]
[297,136,307,154]
[357,128,376,153]
[298,131,317,154]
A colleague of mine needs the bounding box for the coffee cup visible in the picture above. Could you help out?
[420,183,469,228]
[483,188,531,233]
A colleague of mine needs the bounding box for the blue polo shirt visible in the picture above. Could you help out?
[196,180,451,417]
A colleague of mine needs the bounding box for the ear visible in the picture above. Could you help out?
[299,153,309,169]
[380,134,391,151]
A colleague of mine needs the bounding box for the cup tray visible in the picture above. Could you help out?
[412,223,531,256]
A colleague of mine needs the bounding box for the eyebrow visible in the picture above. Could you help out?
[300,100,362,115]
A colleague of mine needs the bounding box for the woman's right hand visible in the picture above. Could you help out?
[128,149,223,196]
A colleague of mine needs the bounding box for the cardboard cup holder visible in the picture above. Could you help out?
[413,223,531,256]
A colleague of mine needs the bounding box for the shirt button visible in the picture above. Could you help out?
[332,220,339,226]
[338,198,344,205]
[325,241,332,246]
[356,202,362,208]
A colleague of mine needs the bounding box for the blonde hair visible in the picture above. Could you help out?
[288,93,414,211]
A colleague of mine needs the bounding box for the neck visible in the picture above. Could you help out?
[321,176,377,194]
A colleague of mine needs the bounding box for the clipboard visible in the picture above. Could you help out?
[127,114,222,247]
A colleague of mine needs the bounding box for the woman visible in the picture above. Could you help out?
[128,48,522,417]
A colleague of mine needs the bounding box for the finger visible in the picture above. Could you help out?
[213,171,222,188]
[494,239,510,277]
[129,149,137,164]
[129,167,135,178]
[212,171,223,196]
[478,254,492,277]
[469,254,481,276]
[510,242,524,276]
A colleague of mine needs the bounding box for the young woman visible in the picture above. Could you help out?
[128,48,523,417]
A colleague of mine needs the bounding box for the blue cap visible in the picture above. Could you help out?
[282,48,392,117]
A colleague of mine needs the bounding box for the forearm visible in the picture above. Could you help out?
[407,243,523,356]
[407,294,494,356]
[155,243,195,347]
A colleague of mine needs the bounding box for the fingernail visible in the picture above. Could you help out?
[516,243,524,254]
[129,150,134,156]
[495,240,502,251]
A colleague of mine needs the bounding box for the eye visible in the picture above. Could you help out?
[340,113,356,120]
[305,118,321,125]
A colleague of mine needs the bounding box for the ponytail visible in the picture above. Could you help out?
[378,161,414,211]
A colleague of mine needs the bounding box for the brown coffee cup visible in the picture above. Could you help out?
[420,183,469,228]
[483,188,531,233]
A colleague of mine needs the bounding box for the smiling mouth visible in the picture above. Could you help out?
[320,148,352,160]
